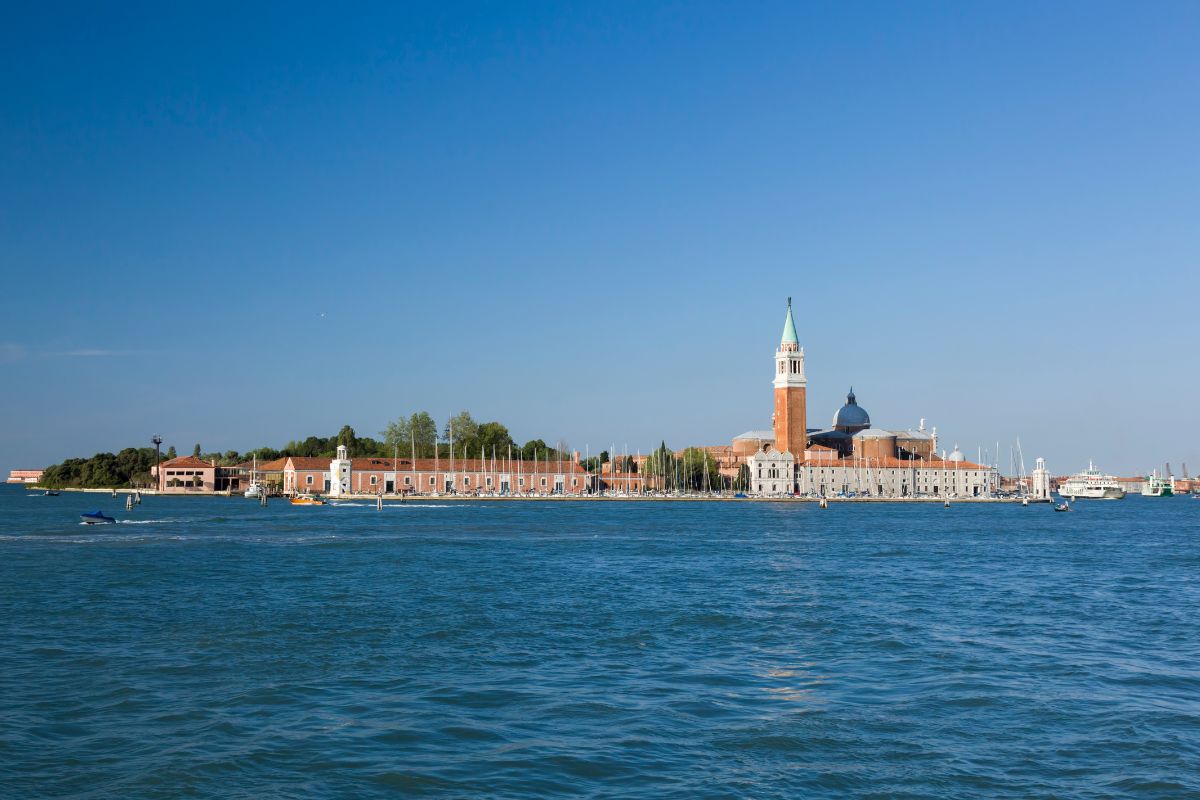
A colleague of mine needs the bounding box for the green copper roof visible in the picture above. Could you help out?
[780,297,799,345]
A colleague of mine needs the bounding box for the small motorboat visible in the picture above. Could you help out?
[1054,502,1071,512]
[80,510,117,524]
[290,494,326,506]
[43,490,60,496]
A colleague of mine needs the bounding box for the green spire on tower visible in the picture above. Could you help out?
[780,297,799,347]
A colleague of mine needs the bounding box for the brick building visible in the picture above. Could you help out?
[745,299,998,497]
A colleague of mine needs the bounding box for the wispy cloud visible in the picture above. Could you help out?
[0,344,151,361]
[0,343,26,362]
[51,348,146,358]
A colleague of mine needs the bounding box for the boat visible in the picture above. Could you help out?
[290,494,326,506]
[244,455,263,498]
[1054,502,1071,512]
[1057,461,1126,500]
[1140,471,1174,497]
[80,510,117,524]
[42,490,60,496]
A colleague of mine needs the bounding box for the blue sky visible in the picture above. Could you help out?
[2,1,1198,475]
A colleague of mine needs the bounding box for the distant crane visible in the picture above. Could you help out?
[1183,463,1190,480]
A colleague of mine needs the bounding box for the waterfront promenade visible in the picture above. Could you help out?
[34,486,1019,503]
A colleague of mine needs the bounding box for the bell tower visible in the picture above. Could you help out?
[772,297,807,456]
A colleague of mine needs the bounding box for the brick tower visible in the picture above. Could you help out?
[772,297,807,456]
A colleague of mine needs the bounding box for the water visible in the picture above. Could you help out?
[2,485,1198,798]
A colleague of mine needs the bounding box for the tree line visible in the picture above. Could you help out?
[36,410,578,488]
[39,448,161,489]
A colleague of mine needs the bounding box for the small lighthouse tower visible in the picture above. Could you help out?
[330,444,351,496]
[1031,457,1052,501]
[772,297,807,457]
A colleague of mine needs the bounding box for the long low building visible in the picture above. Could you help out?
[276,446,592,496]
[7,469,44,484]
[749,446,993,498]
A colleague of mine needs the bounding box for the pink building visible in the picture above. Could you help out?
[154,456,216,493]
[282,454,592,496]
[7,469,44,484]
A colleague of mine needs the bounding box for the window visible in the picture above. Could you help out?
[370,475,377,485]
[486,477,493,487]
[306,476,313,485]
[464,476,470,486]
[404,476,411,485]
[519,478,525,486]
[429,476,435,485]
[540,477,547,487]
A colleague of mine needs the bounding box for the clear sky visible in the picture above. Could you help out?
[2,2,1198,476]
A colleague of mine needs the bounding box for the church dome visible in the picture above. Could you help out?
[832,389,870,432]
[948,444,965,462]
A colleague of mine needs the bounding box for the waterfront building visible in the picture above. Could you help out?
[280,453,591,496]
[6,469,43,484]
[154,456,216,493]
[745,300,998,498]
[152,456,247,493]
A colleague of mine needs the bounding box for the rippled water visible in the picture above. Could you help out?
[2,486,1198,798]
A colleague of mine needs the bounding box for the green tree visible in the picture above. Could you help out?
[443,411,478,453]
[643,441,676,491]
[40,447,163,489]
[734,463,750,491]
[336,425,358,453]
[521,439,558,462]
[409,412,438,457]
[383,412,439,457]
[475,421,515,459]
[166,446,177,459]
[192,443,201,458]
[679,447,722,491]
[380,416,411,453]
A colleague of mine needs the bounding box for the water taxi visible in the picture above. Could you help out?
[1057,461,1125,500]
[290,494,326,506]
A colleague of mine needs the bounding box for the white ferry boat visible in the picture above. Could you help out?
[1141,472,1174,497]
[1058,461,1126,500]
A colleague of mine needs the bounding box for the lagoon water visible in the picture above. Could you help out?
[1,485,1198,798]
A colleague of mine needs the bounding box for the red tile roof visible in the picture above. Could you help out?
[285,457,333,471]
[279,455,586,474]
[159,456,214,469]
